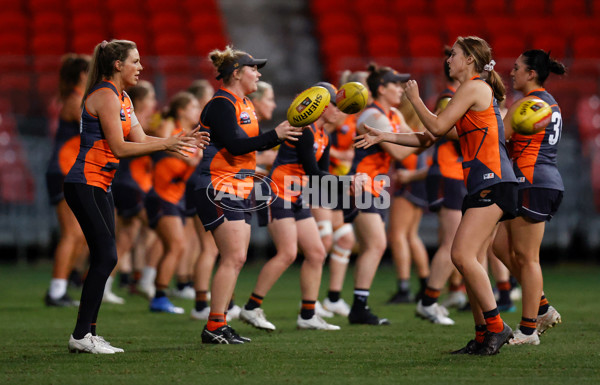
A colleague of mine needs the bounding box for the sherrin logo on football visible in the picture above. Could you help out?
[335,82,368,114]
[511,98,552,135]
[287,86,331,127]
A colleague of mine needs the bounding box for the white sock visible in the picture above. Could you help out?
[140,266,156,286]
[104,276,114,294]
[49,278,67,299]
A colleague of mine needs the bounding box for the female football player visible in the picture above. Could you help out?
[64,40,205,353]
[192,46,301,344]
[355,36,518,355]
[495,49,566,345]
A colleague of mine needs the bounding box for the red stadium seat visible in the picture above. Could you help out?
[576,95,600,142]
[31,12,67,35]
[106,0,143,12]
[0,0,24,12]
[401,16,443,38]
[183,0,220,15]
[352,0,390,16]
[146,0,177,13]
[551,0,587,15]
[569,60,600,77]
[156,57,193,74]
[432,0,468,15]
[71,12,108,36]
[32,56,62,73]
[366,34,404,58]
[188,13,225,35]
[67,0,104,11]
[361,13,398,35]
[315,12,355,38]
[391,0,428,16]
[150,13,186,34]
[28,0,65,13]
[0,33,28,56]
[472,0,508,15]
[110,13,146,36]
[164,75,197,100]
[0,11,28,35]
[491,34,527,60]
[573,36,600,59]
[531,35,567,60]
[72,32,106,55]
[0,73,32,115]
[512,0,548,15]
[311,0,349,15]
[192,33,228,56]
[35,72,59,107]
[443,15,485,42]
[407,33,444,58]
[321,34,361,59]
[30,33,67,56]
[0,55,30,73]
[518,16,551,41]
[154,33,190,56]
[554,16,600,40]
[482,16,522,41]
[594,0,600,14]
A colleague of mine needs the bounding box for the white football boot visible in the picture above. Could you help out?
[239,307,276,331]
[68,333,114,354]
[297,315,341,330]
[416,301,455,325]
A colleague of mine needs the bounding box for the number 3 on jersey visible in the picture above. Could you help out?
[548,111,561,146]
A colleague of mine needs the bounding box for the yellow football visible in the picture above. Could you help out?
[287,86,331,127]
[335,82,369,114]
[511,98,552,135]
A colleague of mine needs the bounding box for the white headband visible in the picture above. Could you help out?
[484,60,496,72]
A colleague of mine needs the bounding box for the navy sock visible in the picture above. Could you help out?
[328,291,340,302]
[353,288,369,309]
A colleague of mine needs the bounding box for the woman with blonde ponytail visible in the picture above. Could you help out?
[355,36,518,355]
[63,39,208,354]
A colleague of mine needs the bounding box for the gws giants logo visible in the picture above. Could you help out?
[296,97,312,113]
[207,172,278,212]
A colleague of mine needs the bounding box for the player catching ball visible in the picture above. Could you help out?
[494,49,566,345]
[355,36,518,355]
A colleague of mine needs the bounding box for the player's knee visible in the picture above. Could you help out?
[305,247,327,266]
[450,249,466,272]
[277,248,298,267]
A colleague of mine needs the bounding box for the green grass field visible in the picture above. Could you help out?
[1,261,599,385]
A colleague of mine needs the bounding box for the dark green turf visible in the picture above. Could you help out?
[1,261,599,384]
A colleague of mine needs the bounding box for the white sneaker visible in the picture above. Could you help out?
[239,307,276,331]
[315,301,334,318]
[416,301,455,325]
[138,281,155,299]
[227,304,242,320]
[103,290,125,305]
[537,305,561,335]
[440,291,467,309]
[170,286,195,300]
[438,304,450,317]
[297,314,341,330]
[322,298,351,317]
[68,333,115,354]
[190,307,210,321]
[508,329,540,345]
[94,335,125,352]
